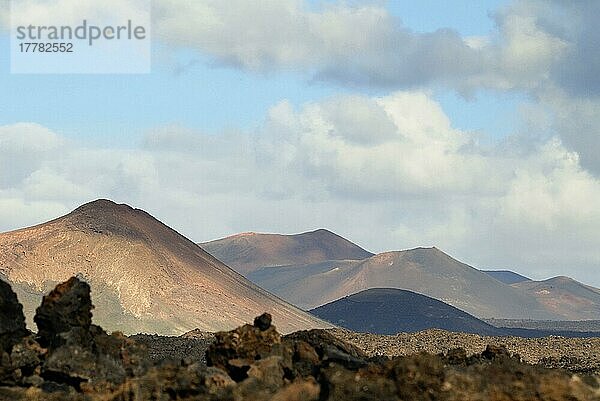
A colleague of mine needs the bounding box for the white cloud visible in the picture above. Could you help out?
[1,91,599,285]
[259,92,504,197]
[534,88,600,176]
[149,0,583,95]
[152,0,487,88]
[0,195,69,232]
[1,0,591,98]
[0,123,65,188]
[0,0,598,286]
[0,0,592,96]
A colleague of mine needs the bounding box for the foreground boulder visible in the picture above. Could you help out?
[34,277,93,349]
[0,279,29,352]
[0,277,599,400]
[0,277,148,396]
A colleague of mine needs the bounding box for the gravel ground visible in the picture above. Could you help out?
[329,328,600,374]
[131,332,215,365]
[132,328,600,375]
[484,319,600,332]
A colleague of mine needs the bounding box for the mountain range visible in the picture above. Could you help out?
[513,276,600,320]
[201,229,374,274]
[0,200,330,335]
[205,231,600,321]
[310,288,600,338]
[3,199,598,338]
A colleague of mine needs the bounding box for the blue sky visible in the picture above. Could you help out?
[1,0,599,285]
[0,0,517,145]
[388,0,503,35]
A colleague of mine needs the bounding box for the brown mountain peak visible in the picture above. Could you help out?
[71,199,131,214]
[0,202,329,335]
[58,199,158,240]
[202,228,374,274]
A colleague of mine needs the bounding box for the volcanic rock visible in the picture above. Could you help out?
[0,279,28,352]
[34,277,93,349]
[34,278,148,389]
[206,313,291,382]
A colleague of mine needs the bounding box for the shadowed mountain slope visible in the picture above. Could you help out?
[201,229,374,274]
[481,270,531,284]
[0,199,330,335]
[248,247,558,320]
[310,288,505,336]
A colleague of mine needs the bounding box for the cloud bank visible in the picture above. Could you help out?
[131,0,600,173]
[1,91,599,285]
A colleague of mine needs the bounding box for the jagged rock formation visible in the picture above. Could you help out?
[0,280,28,353]
[0,277,148,396]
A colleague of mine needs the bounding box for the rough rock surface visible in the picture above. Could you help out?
[0,277,599,400]
[34,277,93,348]
[131,333,215,365]
[332,328,600,374]
[0,280,29,352]
[0,277,148,397]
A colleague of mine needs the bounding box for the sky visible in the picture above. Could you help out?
[0,0,599,286]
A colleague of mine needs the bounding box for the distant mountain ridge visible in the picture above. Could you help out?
[248,247,557,320]
[310,288,600,338]
[481,270,531,284]
[310,288,504,336]
[513,276,600,320]
[201,229,374,274]
[0,199,330,335]
[206,228,600,321]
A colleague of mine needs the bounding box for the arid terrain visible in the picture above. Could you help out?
[234,239,600,320]
[0,200,329,335]
[2,277,600,401]
[138,326,600,376]
[201,229,374,274]
[1,200,599,400]
[248,247,560,319]
[485,319,600,332]
[206,229,600,322]
[513,277,600,319]
[309,288,505,336]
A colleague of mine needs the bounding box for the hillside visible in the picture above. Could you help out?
[512,276,600,320]
[481,270,531,284]
[0,199,330,335]
[310,288,504,335]
[248,247,558,320]
[201,229,374,274]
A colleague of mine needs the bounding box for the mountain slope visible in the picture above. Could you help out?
[512,276,600,320]
[481,270,531,284]
[310,288,504,336]
[0,199,330,335]
[201,229,374,274]
[248,247,557,320]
